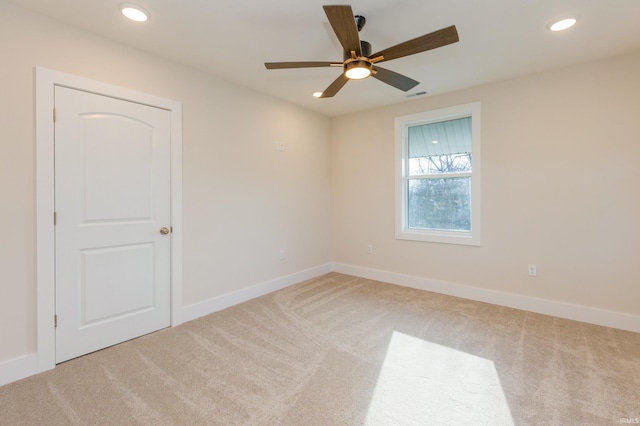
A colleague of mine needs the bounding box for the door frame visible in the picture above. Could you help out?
[35,67,183,372]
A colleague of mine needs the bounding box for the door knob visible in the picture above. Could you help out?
[160,227,170,235]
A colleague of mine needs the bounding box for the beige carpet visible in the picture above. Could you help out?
[1,273,639,425]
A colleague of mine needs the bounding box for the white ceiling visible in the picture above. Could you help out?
[8,0,640,117]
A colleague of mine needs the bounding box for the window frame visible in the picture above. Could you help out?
[395,102,481,246]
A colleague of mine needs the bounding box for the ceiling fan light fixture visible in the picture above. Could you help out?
[120,3,149,22]
[344,59,372,80]
[547,16,578,32]
[312,91,323,98]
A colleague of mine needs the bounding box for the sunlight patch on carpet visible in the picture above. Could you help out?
[365,331,514,425]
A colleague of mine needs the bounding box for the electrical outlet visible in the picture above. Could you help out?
[528,264,537,277]
[367,244,373,254]
[279,249,286,261]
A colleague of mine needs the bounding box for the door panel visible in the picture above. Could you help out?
[55,86,171,363]
[82,114,154,222]
[81,243,155,325]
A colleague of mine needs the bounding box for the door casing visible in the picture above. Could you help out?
[35,67,183,372]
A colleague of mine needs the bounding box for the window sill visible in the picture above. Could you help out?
[395,229,480,246]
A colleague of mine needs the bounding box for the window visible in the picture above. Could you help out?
[395,102,481,245]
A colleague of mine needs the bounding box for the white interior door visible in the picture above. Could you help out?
[54,86,172,363]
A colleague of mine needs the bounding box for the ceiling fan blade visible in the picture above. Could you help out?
[319,74,349,98]
[372,66,419,92]
[323,5,361,56]
[265,61,341,69]
[369,25,459,63]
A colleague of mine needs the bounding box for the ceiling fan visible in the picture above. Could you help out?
[264,5,459,98]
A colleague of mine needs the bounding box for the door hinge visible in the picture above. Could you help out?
[54,314,58,328]
[53,107,57,123]
[53,211,57,225]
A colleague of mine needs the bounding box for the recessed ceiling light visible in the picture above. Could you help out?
[312,92,323,98]
[548,16,578,32]
[121,4,149,22]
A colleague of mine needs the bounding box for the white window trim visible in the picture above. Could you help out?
[395,102,481,246]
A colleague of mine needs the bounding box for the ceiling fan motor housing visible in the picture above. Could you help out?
[344,40,372,60]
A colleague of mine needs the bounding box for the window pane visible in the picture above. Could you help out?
[408,177,471,231]
[408,116,472,176]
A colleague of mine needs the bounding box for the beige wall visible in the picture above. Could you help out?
[0,2,331,362]
[331,51,640,316]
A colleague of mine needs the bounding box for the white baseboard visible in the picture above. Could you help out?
[181,263,333,323]
[332,263,640,334]
[0,353,38,387]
